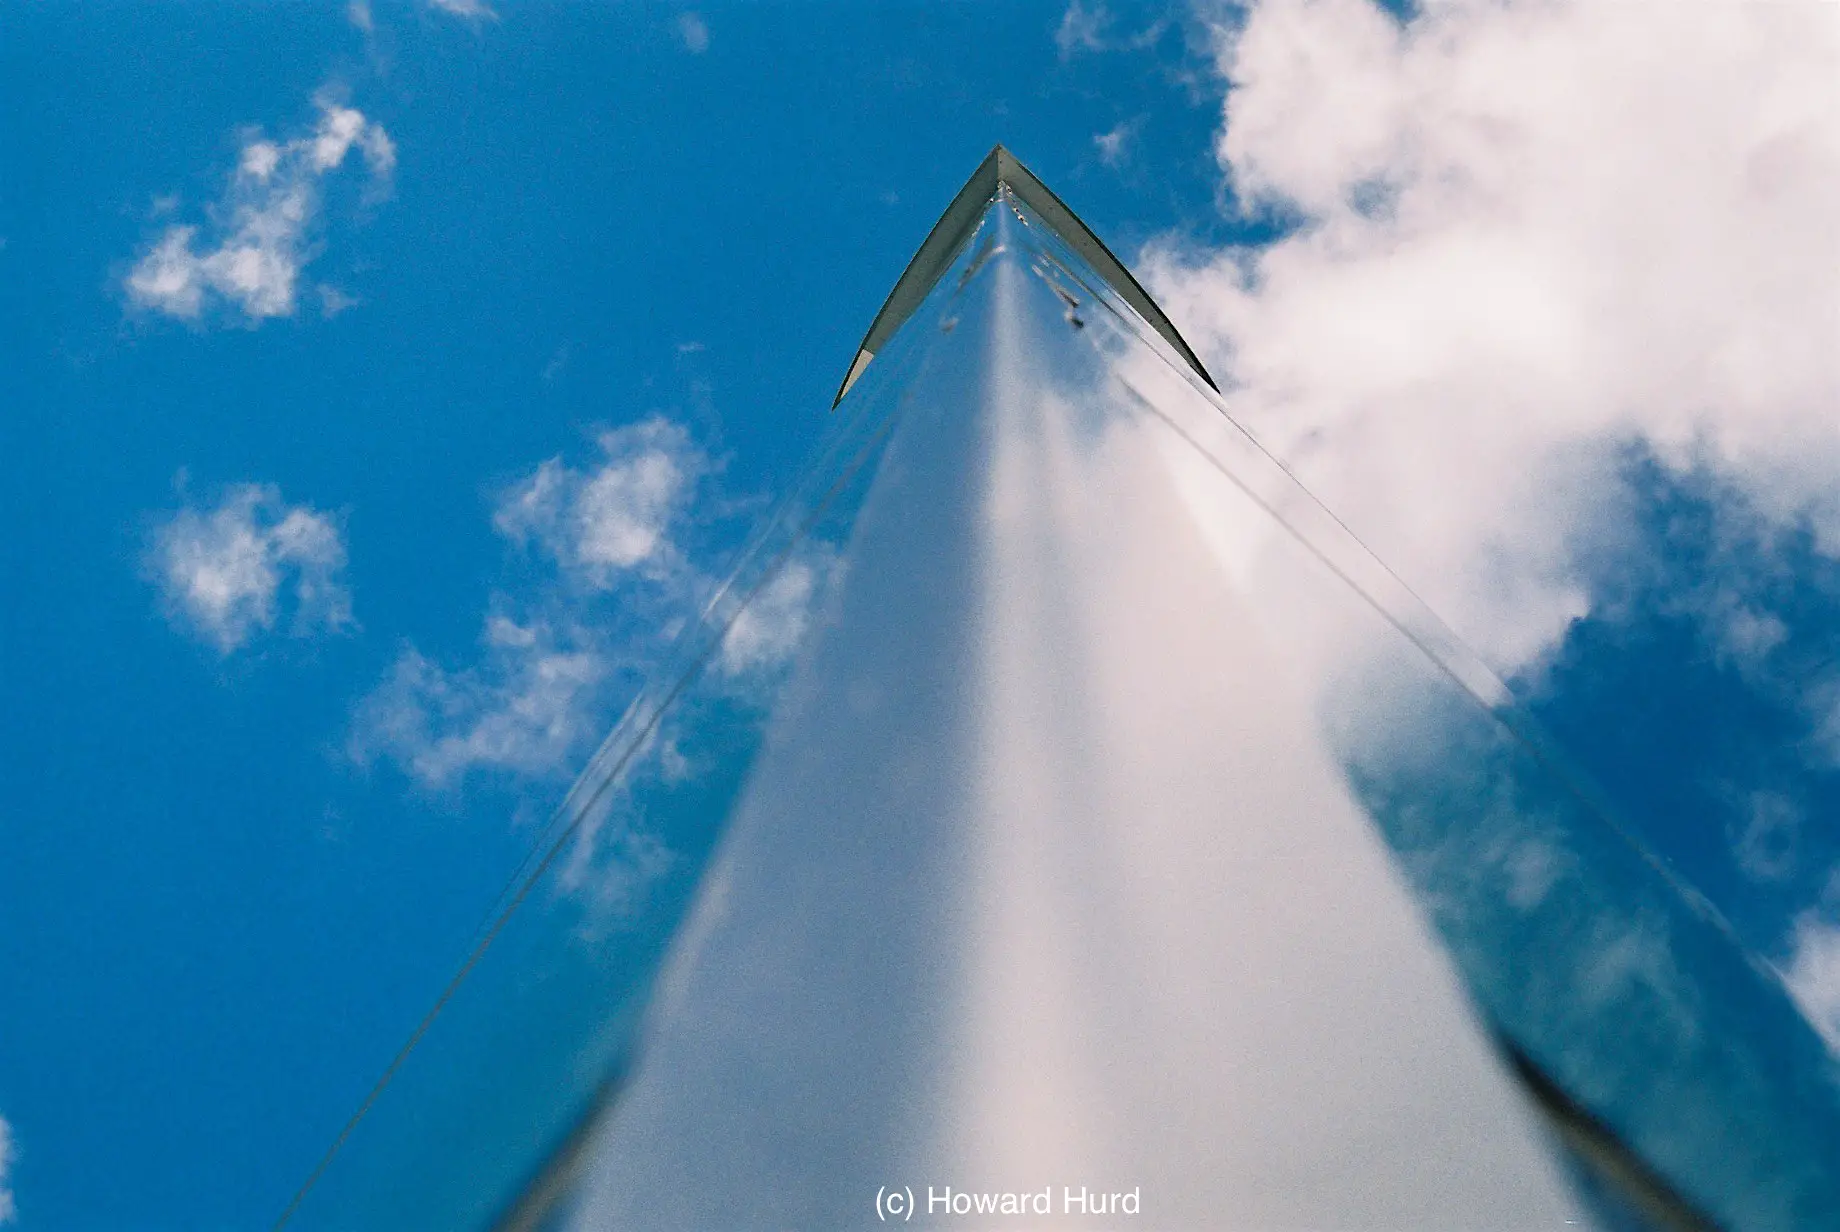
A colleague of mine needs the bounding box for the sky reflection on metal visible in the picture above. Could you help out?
[405,165,1834,1229]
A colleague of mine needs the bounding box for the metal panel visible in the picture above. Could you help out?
[834,145,1218,406]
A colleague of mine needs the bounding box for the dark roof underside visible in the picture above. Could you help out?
[833,145,1219,407]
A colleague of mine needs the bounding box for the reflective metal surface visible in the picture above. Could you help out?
[563,197,1587,1228]
[283,247,923,1232]
[296,170,1840,1232]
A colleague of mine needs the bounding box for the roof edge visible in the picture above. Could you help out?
[833,144,1217,407]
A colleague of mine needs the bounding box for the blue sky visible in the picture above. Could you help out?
[3,0,1838,1227]
[0,3,1239,1226]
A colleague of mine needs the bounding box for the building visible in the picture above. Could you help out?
[287,147,1837,1232]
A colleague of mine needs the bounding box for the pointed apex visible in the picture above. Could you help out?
[833,146,1218,407]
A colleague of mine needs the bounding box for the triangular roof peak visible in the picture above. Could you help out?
[834,144,1218,406]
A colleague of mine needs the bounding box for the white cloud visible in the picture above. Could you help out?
[354,411,825,793]
[494,417,710,590]
[348,0,373,33]
[428,0,497,20]
[318,284,360,318]
[1056,1,1111,59]
[127,95,393,324]
[557,757,683,925]
[1729,789,1803,883]
[566,818,679,923]
[1704,594,1791,672]
[1093,118,1141,168]
[1783,912,1840,1053]
[720,555,827,676]
[356,417,734,789]
[678,11,710,54]
[148,483,352,655]
[240,140,282,181]
[1056,0,1171,60]
[351,615,609,788]
[0,1114,17,1225]
[1145,0,1840,678]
